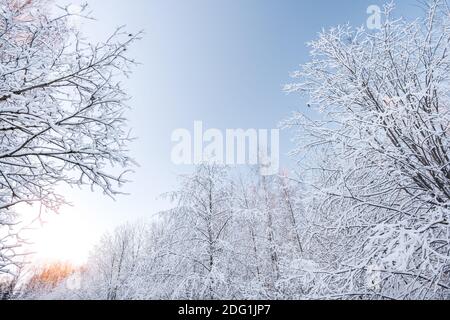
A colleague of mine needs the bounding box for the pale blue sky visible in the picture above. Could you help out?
[34,0,422,263]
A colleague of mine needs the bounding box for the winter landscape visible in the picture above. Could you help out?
[0,0,450,301]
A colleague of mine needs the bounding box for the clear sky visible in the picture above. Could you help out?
[31,0,423,264]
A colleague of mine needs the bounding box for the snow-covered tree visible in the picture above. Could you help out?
[0,0,140,275]
[78,222,148,300]
[285,1,450,299]
[163,164,235,299]
[234,170,310,299]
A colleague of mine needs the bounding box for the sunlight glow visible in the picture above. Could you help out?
[28,208,97,266]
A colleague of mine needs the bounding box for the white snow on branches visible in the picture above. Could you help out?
[0,0,139,275]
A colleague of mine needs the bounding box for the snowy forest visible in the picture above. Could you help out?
[1,0,450,300]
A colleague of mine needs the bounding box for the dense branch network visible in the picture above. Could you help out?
[0,0,140,275]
